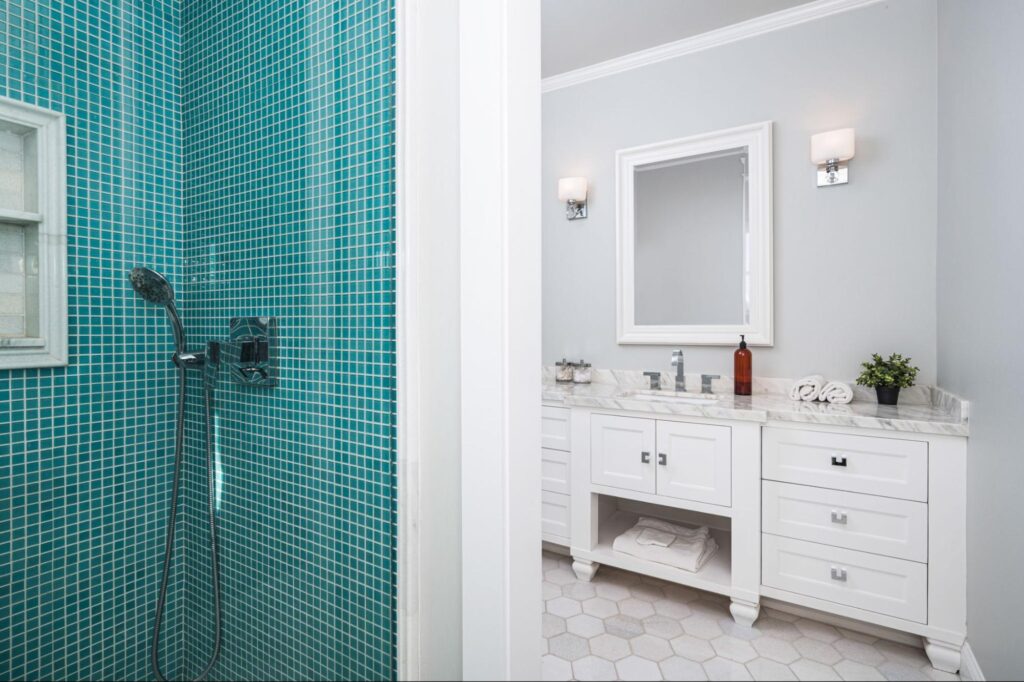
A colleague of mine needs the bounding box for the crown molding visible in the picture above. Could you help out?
[541,0,883,93]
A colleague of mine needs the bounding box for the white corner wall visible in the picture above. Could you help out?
[937,1,1024,679]
[543,0,939,382]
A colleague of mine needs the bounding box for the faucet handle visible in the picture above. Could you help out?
[701,374,721,394]
[643,371,661,391]
[671,349,683,365]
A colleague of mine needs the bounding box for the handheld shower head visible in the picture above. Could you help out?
[130,267,186,354]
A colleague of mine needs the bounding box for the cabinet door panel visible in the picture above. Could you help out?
[591,414,656,494]
[656,421,731,506]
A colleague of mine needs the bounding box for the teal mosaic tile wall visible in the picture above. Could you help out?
[0,1,186,680]
[179,1,397,680]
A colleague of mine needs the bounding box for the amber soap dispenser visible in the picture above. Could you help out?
[734,335,752,396]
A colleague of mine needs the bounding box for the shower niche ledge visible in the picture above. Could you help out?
[0,97,67,369]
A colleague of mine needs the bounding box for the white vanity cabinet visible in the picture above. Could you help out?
[541,406,573,545]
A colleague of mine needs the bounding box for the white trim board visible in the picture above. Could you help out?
[541,0,884,93]
[959,642,985,681]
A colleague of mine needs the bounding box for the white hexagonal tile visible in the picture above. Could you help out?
[837,627,878,645]
[632,633,674,662]
[662,583,701,603]
[630,582,666,602]
[688,599,731,620]
[563,581,597,601]
[660,656,709,681]
[794,636,842,665]
[681,615,724,640]
[762,607,800,623]
[546,568,578,586]
[643,615,684,640]
[590,633,631,662]
[875,640,929,666]
[921,664,961,682]
[834,637,886,667]
[877,661,930,681]
[567,614,605,638]
[718,617,762,642]
[754,617,802,642]
[542,654,573,681]
[790,659,841,681]
[834,659,886,681]
[620,597,656,619]
[604,614,645,639]
[549,632,590,662]
[547,596,583,618]
[572,655,617,681]
[653,598,693,620]
[747,657,798,681]
[617,655,664,681]
[702,656,753,681]
[794,618,841,643]
[543,612,567,638]
[595,581,632,601]
[670,634,716,662]
[752,635,800,664]
[711,635,758,663]
[582,597,619,619]
[542,581,562,601]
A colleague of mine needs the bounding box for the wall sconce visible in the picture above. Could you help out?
[558,176,588,220]
[811,128,855,187]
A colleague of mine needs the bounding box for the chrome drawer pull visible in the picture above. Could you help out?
[831,455,848,467]
[830,566,848,582]
[641,451,651,464]
[830,510,848,525]
[658,453,667,466]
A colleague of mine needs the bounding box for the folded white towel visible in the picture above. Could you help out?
[818,381,854,404]
[637,528,676,547]
[612,518,718,573]
[790,374,827,402]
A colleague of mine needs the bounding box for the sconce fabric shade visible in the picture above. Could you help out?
[811,128,855,163]
[558,176,588,203]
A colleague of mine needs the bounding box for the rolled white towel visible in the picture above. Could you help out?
[818,381,854,404]
[790,374,826,402]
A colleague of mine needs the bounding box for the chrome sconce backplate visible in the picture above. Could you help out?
[566,199,588,220]
[817,159,849,187]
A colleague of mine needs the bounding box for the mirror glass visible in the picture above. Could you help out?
[633,148,749,326]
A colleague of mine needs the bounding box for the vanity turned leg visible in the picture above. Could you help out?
[572,559,599,582]
[729,599,761,627]
[924,638,962,674]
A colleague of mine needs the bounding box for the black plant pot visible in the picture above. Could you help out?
[875,386,901,406]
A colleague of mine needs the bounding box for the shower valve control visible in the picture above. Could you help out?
[221,316,278,387]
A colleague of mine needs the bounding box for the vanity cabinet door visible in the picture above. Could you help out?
[655,421,732,506]
[590,414,656,494]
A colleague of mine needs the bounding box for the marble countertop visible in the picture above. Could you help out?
[542,380,969,437]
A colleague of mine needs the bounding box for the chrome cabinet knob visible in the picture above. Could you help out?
[830,566,848,582]
[830,510,848,525]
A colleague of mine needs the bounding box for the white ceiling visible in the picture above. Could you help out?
[542,0,814,77]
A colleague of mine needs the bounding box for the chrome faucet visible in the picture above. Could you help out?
[701,374,720,395]
[671,349,685,392]
[643,371,661,391]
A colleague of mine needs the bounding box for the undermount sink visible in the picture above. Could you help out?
[625,390,719,406]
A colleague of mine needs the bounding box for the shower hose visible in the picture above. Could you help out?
[150,361,223,682]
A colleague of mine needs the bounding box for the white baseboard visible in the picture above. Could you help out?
[959,642,985,681]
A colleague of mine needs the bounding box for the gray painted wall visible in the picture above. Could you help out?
[634,154,746,325]
[543,0,938,382]
[937,2,1024,678]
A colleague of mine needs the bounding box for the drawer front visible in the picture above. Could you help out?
[591,414,657,494]
[656,420,732,506]
[763,428,928,501]
[542,406,572,451]
[762,535,927,623]
[542,491,571,542]
[763,481,928,562]
[542,448,571,494]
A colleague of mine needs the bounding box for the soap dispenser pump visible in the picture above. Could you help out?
[734,335,752,396]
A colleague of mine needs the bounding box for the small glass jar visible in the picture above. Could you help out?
[555,359,575,383]
[573,361,592,384]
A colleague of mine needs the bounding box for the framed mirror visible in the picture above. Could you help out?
[616,121,773,346]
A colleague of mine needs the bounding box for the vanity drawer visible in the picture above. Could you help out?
[542,448,571,494]
[542,406,572,451]
[762,535,927,623]
[763,428,928,502]
[542,491,571,542]
[763,481,928,562]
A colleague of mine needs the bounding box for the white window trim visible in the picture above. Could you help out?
[0,96,68,369]
[616,121,774,346]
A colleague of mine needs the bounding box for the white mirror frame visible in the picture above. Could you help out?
[616,121,773,346]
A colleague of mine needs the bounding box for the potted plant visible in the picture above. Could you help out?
[856,353,920,406]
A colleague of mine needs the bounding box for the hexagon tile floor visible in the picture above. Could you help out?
[541,552,960,682]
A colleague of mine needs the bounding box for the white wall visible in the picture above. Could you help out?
[543,0,938,382]
[937,2,1024,678]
